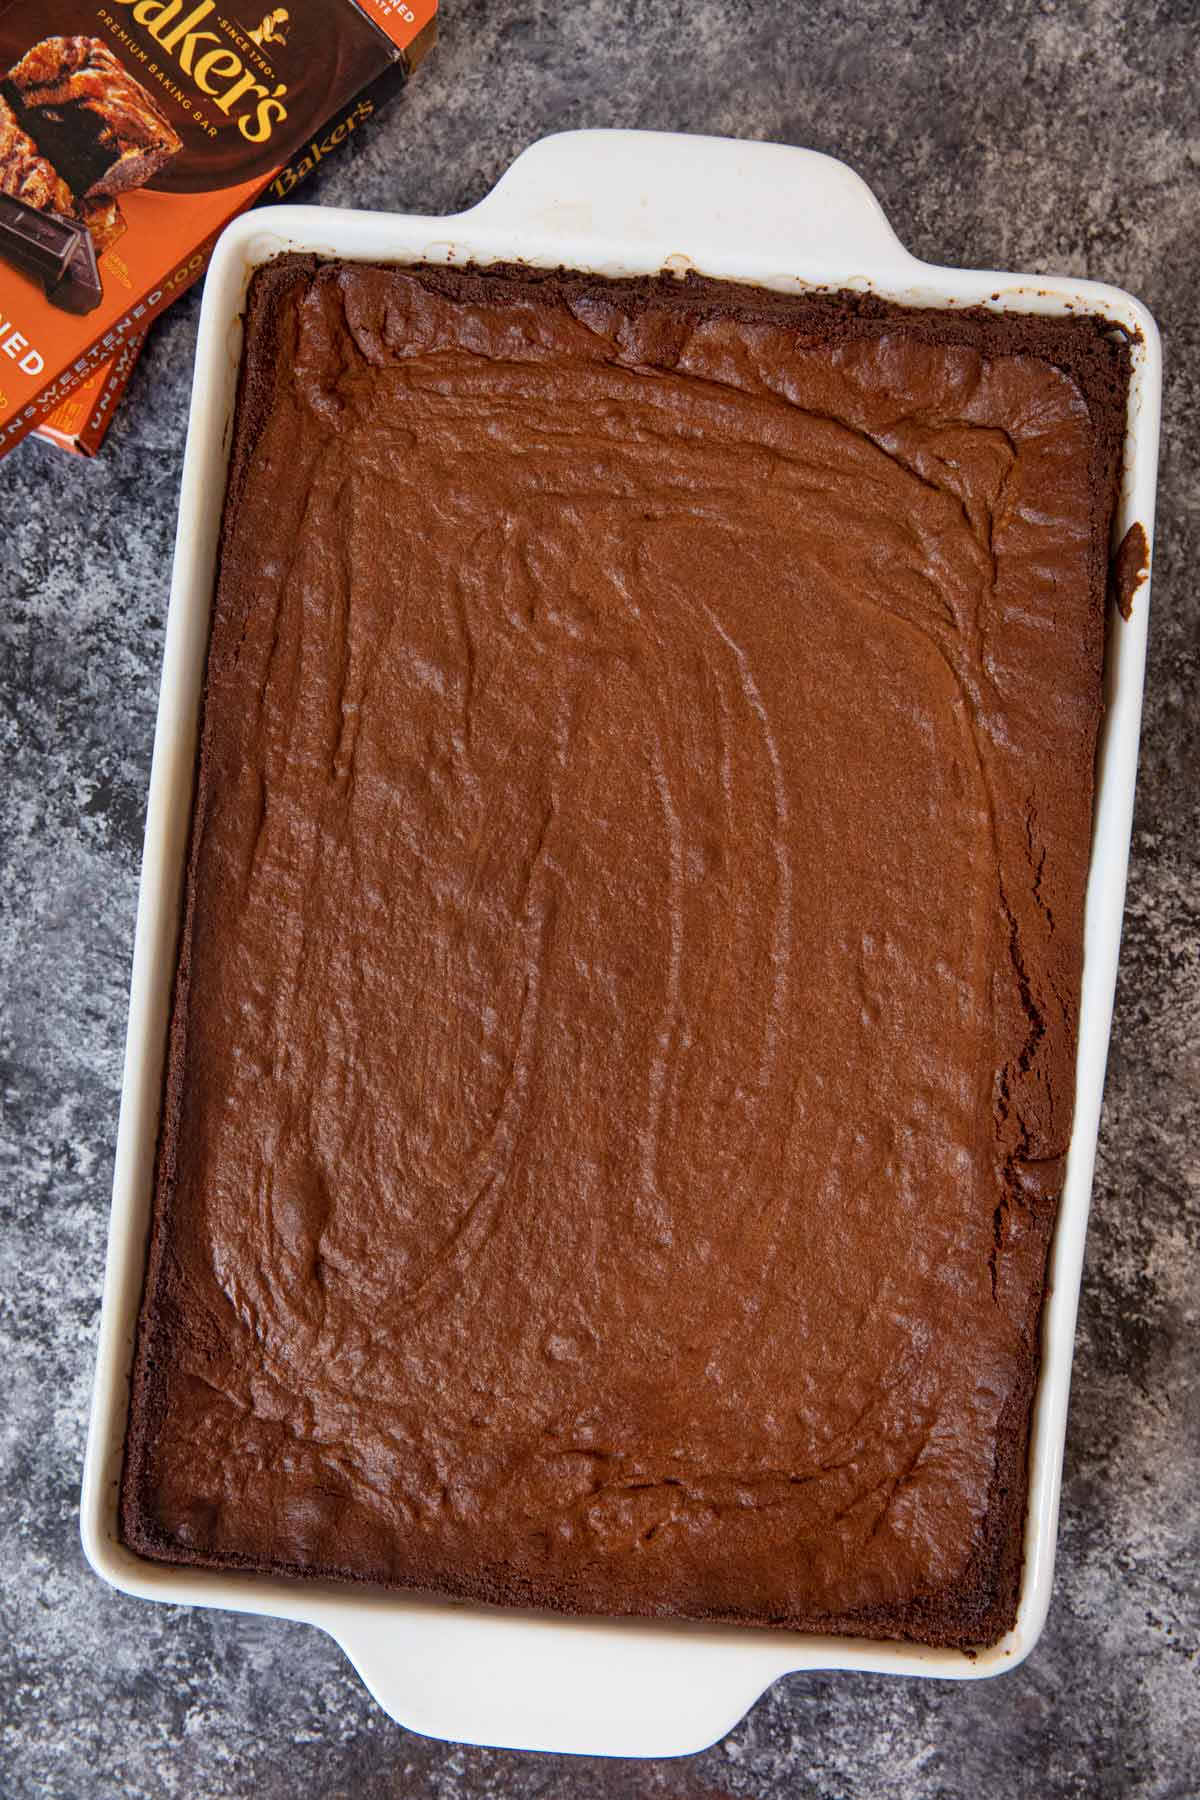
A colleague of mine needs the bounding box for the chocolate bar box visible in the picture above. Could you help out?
[0,0,435,459]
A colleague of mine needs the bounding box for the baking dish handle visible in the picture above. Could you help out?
[463,129,920,274]
[330,1606,786,1757]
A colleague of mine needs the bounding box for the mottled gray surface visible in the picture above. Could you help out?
[2,1,1197,1795]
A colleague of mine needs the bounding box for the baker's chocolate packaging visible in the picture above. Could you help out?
[35,324,144,453]
[0,0,435,460]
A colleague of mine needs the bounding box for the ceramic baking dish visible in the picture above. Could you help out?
[81,129,1161,1758]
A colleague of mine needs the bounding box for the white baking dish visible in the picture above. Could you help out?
[81,129,1162,1758]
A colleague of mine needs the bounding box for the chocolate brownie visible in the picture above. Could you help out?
[120,260,1129,1648]
[0,90,72,213]
[6,36,180,198]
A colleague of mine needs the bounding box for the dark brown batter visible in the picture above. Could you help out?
[121,260,1129,1647]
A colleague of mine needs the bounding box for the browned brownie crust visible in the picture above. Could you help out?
[120,258,1128,1648]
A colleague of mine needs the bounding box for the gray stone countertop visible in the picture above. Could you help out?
[2,2,1197,1795]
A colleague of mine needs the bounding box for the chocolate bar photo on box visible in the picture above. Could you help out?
[0,189,99,313]
[0,36,179,311]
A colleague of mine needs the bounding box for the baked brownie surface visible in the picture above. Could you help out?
[121,260,1128,1647]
